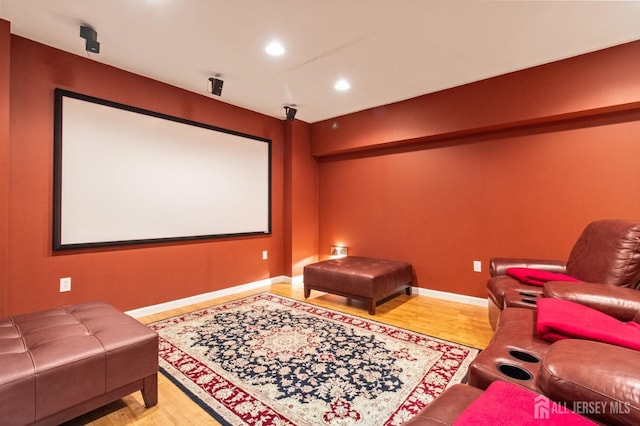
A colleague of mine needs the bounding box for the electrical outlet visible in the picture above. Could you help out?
[262,250,268,260]
[473,261,482,273]
[60,277,71,292]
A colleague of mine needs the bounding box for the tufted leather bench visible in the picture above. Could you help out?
[303,256,413,314]
[0,301,158,426]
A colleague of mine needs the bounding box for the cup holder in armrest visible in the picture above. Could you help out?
[518,292,538,298]
[497,363,533,381]
[520,298,537,305]
[508,349,540,363]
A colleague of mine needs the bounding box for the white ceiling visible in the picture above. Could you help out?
[2,0,640,123]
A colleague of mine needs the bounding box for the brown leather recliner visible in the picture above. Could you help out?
[404,339,640,425]
[404,306,640,425]
[487,219,640,329]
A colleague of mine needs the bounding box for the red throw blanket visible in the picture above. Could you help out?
[453,381,596,425]
[506,267,579,286]
[536,298,640,351]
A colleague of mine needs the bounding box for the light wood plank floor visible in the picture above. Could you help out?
[64,283,494,425]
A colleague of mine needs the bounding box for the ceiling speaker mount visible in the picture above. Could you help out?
[80,25,100,53]
[208,77,224,96]
[284,105,297,121]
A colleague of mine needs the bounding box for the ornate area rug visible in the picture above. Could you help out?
[150,293,479,425]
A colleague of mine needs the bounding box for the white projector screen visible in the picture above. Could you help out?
[53,89,271,250]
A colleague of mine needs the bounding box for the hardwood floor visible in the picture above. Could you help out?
[64,282,494,425]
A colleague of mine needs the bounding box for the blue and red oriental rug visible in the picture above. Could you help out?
[150,293,478,425]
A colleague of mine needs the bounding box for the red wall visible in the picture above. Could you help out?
[283,120,319,276]
[311,41,640,156]
[312,41,640,298]
[5,22,640,313]
[4,36,288,315]
[0,20,10,317]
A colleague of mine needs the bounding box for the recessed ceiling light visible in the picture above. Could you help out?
[265,41,285,56]
[334,79,350,91]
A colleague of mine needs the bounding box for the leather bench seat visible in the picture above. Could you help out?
[303,256,413,314]
[0,301,158,426]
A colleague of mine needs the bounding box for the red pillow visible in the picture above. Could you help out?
[506,267,579,286]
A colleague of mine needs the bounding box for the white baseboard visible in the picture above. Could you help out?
[413,287,488,307]
[126,276,285,318]
[126,276,486,318]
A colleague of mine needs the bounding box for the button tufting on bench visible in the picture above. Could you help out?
[0,301,158,426]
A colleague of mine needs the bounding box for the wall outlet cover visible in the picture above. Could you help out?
[60,277,71,292]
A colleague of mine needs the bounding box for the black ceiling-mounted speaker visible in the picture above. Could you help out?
[80,25,100,53]
[284,106,297,121]
[208,77,224,96]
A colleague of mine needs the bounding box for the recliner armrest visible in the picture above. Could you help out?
[489,258,566,277]
[543,281,640,321]
[537,339,640,426]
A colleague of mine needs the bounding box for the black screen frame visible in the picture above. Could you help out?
[53,88,272,251]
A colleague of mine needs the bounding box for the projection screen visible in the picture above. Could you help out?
[53,89,271,250]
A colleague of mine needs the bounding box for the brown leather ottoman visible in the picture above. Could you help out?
[0,301,158,426]
[303,256,412,314]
